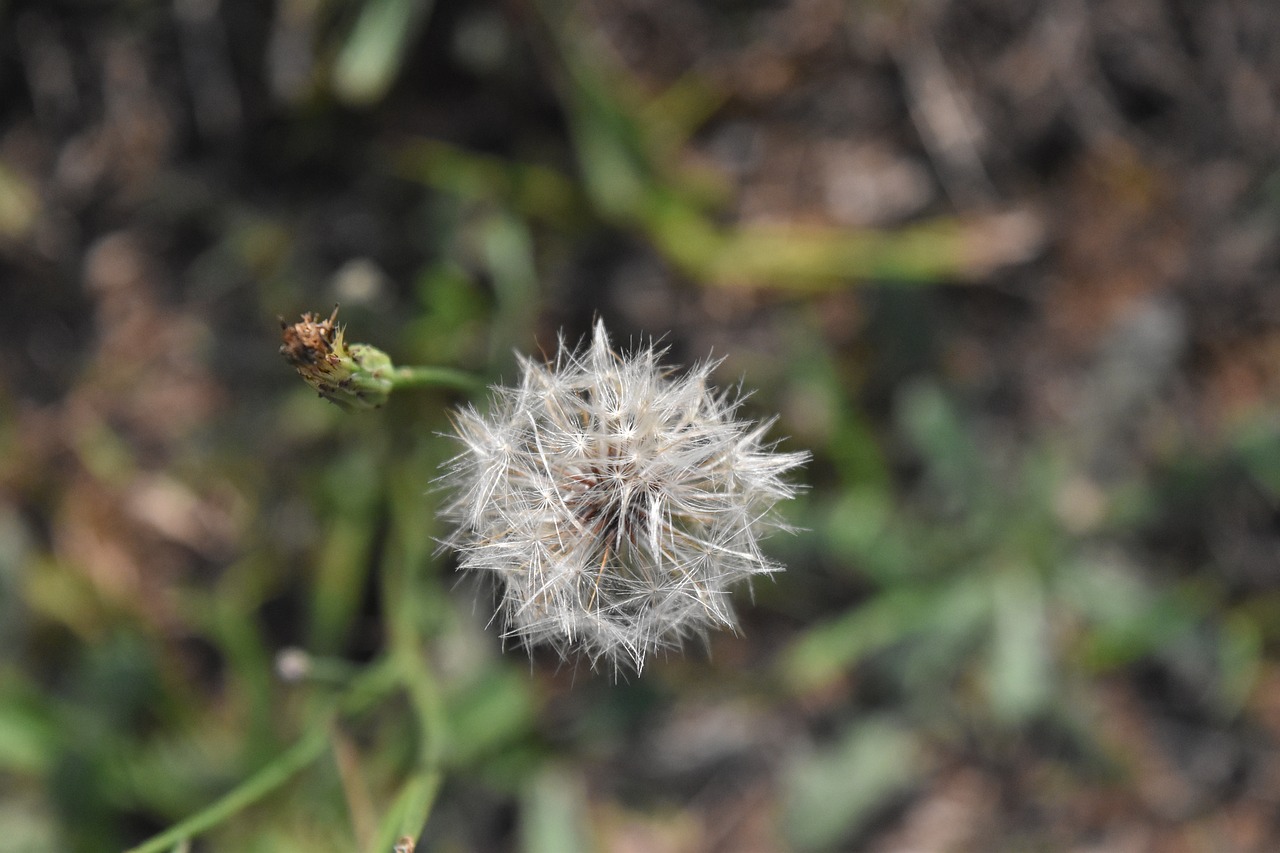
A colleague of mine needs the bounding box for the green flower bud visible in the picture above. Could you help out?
[279,307,395,411]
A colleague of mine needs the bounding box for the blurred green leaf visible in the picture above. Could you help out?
[0,161,38,239]
[0,676,59,775]
[1077,581,1205,669]
[520,765,593,853]
[782,575,989,692]
[571,96,649,219]
[783,718,922,851]
[896,381,981,502]
[0,795,57,853]
[310,444,386,654]
[1234,421,1280,497]
[445,669,537,767]
[658,217,1017,288]
[478,213,540,366]
[984,567,1052,721]
[407,262,488,366]
[896,572,995,694]
[829,413,892,491]
[1059,557,1154,649]
[1219,612,1262,714]
[822,487,892,567]
[395,139,585,226]
[333,0,435,105]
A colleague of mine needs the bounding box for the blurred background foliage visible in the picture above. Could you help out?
[3,0,1280,850]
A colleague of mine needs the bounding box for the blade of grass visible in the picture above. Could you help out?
[123,725,331,853]
[334,0,435,105]
[124,657,400,853]
[370,770,442,853]
[369,458,450,851]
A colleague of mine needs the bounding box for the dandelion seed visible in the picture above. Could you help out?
[438,321,808,672]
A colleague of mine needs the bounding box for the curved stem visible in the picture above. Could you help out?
[372,468,450,851]
[125,658,400,853]
[368,625,446,852]
[124,727,330,853]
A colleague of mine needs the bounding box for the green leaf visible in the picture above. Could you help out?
[984,568,1051,721]
[895,381,981,502]
[520,766,593,853]
[0,686,59,774]
[445,670,537,766]
[782,577,988,692]
[1219,612,1262,714]
[333,0,435,106]
[783,718,922,851]
[309,445,385,653]
[822,488,892,565]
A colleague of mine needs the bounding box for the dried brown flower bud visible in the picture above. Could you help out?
[280,307,394,411]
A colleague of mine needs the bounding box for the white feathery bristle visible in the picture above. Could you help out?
[438,321,808,672]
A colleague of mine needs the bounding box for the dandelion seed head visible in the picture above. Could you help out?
[438,321,808,672]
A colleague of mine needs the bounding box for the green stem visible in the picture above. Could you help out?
[366,630,446,853]
[125,658,400,853]
[124,727,330,853]
[371,769,444,853]
[371,472,450,851]
[390,365,483,392]
[378,625,447,848]
[394,593,448,772]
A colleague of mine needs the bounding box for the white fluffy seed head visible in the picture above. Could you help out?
[438,321,808,672]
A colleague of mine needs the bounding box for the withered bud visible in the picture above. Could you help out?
[280,306,394,411]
